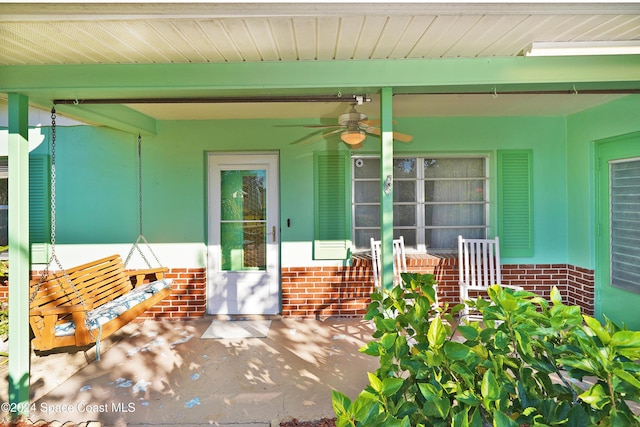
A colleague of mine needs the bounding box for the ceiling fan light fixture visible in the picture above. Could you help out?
[341,130,366,145]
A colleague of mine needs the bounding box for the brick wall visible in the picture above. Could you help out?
[566,265,595,314]
[280,255,595,318]
[137,268,207,320]
[0,260,595,321]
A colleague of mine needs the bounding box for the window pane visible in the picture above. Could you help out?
[354,157,379,178]
[394,205,416,226]
[355,205,380,227]
[426,228,485,251]
[610,159,640,293]
[425,204,485,226]
[397,231,416,249]
[220,221,266,271]
[425,180,486,203]
[394,158,417,178]
[394,180,416,202]
[424,158,484,178]
[221,170,266,221]
[354,181,380,203]
[354,229,380,249]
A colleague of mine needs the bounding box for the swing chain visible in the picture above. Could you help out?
[137,133,143,236]
[30,108,86,313]
[125,134,162,269]
[49,108,57,252]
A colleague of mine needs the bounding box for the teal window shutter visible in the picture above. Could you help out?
[313,151,351,259]
[497,150,533,257]
[29,155,50,263]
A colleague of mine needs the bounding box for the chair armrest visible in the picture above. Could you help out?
[30,303,93,317]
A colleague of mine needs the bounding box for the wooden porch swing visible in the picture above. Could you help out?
[29,111,172,352]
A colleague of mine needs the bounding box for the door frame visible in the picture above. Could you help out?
[206,151,280,315]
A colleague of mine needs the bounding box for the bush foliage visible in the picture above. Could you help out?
[332,273,640,426]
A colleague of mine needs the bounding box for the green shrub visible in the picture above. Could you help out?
[332,273,640,426]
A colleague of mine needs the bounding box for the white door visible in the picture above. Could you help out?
[207,152,280,315]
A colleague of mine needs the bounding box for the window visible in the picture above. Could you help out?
[610,158,640,293]
[0,158,7,247]
[352,156,489,252]
[0,155,50,262]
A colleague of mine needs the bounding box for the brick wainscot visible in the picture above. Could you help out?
[0,255,594,321]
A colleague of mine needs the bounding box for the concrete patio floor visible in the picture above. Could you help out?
[3,317,379,427]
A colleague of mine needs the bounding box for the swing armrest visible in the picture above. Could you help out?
[31,303,94,317]
[127,267,169,287]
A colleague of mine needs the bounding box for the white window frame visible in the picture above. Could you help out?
[352,155,490,252]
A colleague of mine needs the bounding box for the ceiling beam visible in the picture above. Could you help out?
[28,98,157,135]
[1,2,637,21]
[2,56,639,103]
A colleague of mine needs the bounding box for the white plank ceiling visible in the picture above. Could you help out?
[1,2,639,119]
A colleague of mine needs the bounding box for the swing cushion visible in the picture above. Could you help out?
[54,278,173,337]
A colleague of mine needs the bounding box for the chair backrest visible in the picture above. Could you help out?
[370,236,407,290]
[458,235,501,289]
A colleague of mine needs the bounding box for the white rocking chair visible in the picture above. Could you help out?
[370,236,407,291]
[458,235,521,321]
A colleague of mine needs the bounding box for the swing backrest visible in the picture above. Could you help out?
[30,254,133,316]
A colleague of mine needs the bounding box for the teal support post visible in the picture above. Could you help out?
[7,93,30,418]
[379,88,394,291]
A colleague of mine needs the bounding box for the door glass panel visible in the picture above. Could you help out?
[220,169,266,271]
[610,159,640,293]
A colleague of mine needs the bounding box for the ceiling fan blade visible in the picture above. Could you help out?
[360,119,397,127]
[300,128,344,145]
[393,131,414,143]
[364,126,414,143]
[303,124,344,128]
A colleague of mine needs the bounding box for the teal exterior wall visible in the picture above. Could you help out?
[566,95,640,269]
[28,113,571,267]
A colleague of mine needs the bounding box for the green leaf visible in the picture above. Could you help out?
[550,286,563,305]
[418,382,438,399]
[493,410,518,427]
[457,325,480,341]
[332,390,352,418]
[444,341,472,360]
[566,405,591,427]
[583,315,611,345]
[557,357,599,375]
[428,315,446,348]
[613,368,640,389]
[481,369,500,401]
[432,396,451,418]
[611,330,640,359]
[452,408,470,427]
[469,407,483,427]
[381,333,397,350]
[360,342,382,356]
[578,383,611,410]
[368,372,383,394]
[381,377,404,396]
[455,390,480,406]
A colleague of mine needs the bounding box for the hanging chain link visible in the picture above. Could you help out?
[49,108,57,252]
[125,134,162,269]
[137,133,143,236]
[31,108,85,309]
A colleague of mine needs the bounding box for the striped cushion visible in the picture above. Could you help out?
[54,279,172,337]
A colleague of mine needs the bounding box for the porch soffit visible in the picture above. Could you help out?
[0,2,639,121]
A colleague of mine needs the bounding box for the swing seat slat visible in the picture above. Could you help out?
[30,254,172,351]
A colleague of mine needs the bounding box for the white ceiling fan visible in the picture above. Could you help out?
[298,104,413,149]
